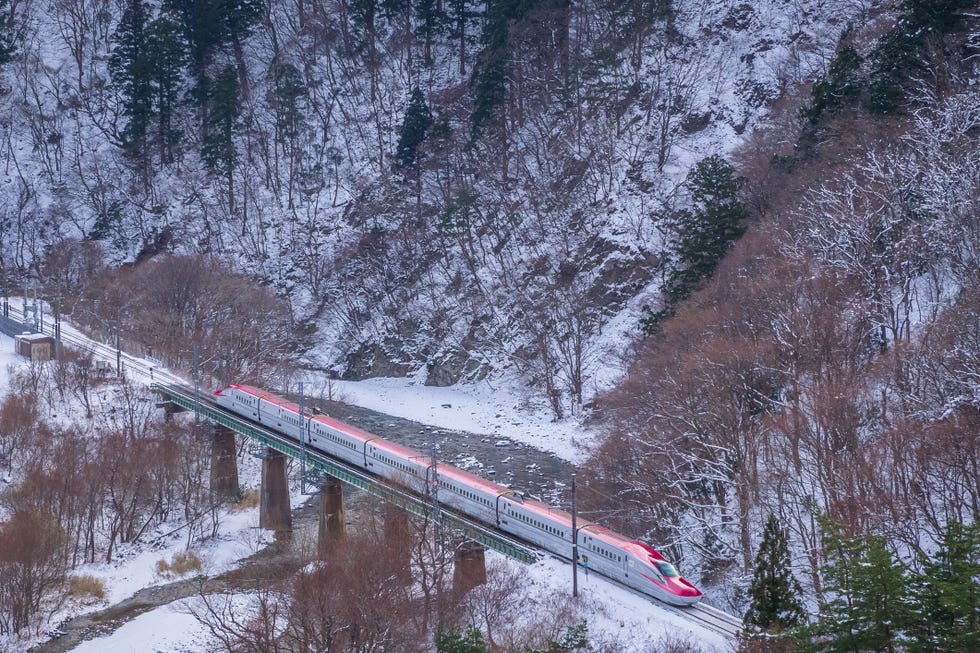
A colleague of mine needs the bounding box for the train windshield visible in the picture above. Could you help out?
[654,560,680,578]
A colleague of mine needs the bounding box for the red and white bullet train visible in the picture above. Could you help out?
[214,383,702,606]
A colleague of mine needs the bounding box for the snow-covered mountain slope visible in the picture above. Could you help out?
[0,0,874,418]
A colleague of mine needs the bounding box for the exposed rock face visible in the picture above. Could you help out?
[343,340,418,380]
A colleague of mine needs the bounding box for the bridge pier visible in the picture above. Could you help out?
[210,424,240,499]
[259,448,292,536]
[384,504,412,583]
[453,540,486,594]
[159,401,186,423]
[317,477,345,554]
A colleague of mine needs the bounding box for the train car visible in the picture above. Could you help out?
[213,384,701,606]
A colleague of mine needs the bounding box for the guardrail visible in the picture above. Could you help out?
[153,383,540,563]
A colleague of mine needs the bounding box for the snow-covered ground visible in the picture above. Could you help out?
[67,597,215,653]
[0,323,733,652]
[325,373,596,465]
[63,557,733,653]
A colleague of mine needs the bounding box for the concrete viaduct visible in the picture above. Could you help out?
[154,383,539,594]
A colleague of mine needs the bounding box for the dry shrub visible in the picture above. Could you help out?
[646,635,708,653]
[232,488,260,511]
[737,633,797,653]
[156,550,202,578]
[68,574,105,601]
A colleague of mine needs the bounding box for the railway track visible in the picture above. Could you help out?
[8,305,186,387]
[680,601,744,638]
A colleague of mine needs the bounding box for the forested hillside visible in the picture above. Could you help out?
[0,0,863,415]
[586,1,980,649]
[0,0,977,648]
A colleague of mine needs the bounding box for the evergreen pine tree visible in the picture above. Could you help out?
[348,0,379,55]
[415,0,443,66]
[447,0,470,74]
[745,514,806,632]
[525,622,589,652]
[395,87,432,169]
[435,628,488,653]
[270,59,306,206]
[909,522,980,653]
[270,60,305,144]
[163,0,260,104]
[641,154,747,333]
[145,18,186,164]
[801,39,863,127]
[470,0,527,138]
[110,0,154,166]
[868,0,973,114]
[809,525,912,653]
[0,0,17,67]
[201,66,240,210]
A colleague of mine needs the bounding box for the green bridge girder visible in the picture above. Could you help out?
[153,383,539,563]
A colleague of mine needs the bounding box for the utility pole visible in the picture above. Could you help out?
[193,341,200,424]
[430,427,440,532]
[298,381,309,493]
[115,328,122,377]
[572,471,578,598]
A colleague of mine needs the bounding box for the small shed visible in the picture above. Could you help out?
[15,333,54,361]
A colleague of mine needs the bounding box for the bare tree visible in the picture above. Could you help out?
[0,509,67,636]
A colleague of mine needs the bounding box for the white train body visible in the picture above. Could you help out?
[214,384,701,605]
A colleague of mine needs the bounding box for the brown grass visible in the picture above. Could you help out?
[232,488,260,510]
[68,574,106,601]
[155,550,202,578]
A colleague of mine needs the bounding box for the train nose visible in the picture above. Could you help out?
[671,578,702,597]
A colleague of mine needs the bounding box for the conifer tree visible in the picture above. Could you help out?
[435,628,488,653]
[909,522,980,653]
[270,60,306,206]
[868,0,973,114]
[145,18,186,164]
[415,0,443,66]
[202,66,240,211]
[470,0,525,138]
[0,0,17,67]
[164,0,261,103]
[809,526,911,653]
[801,38,863,127]
[396,87,432,169]
[110,0,154,166]
[642,154,747,333]
[745,514,806,632]
[446,0,470,74]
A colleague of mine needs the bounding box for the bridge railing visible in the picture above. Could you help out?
[153,383,540,563]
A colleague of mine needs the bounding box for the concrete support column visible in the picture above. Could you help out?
[210,424,239,499]
[259,448,291,536]
[453,540,486,594]
[384,504,412,583]
[317,477,345,554]
[160,402,185,423]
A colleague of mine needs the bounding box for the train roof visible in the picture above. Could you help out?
[310,412,377,443]
[223,384,677,568]
[366,432,432,466]
[228,384,303,413]
[436,461,515,496]
[512,499,657,554]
